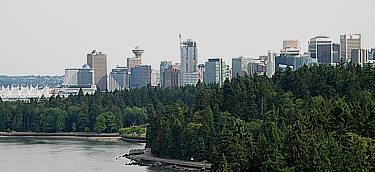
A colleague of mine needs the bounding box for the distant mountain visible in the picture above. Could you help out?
[0,75,64,87]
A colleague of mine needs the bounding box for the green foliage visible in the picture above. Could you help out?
[72,122,77,132]
[120,126,146,137]
[94,115,106,134]
[2,63,375,171]
[84,127,90,133]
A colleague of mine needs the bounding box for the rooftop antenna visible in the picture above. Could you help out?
[179,33,182,65]
[179,33,182,49]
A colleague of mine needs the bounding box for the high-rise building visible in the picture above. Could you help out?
[275,53,313,71]
[224,64,230,81]
[294,54,311,69]
[266,50,276,77]
[163,66,180,88]
[151,69,160,87]
[87,50,107,90]
[108,66,128,92]
[127,46,144,72]
[179,38,199,86]
[232,56,247,78]
[130,65,151,89]
[248,60,267,76]
[197,64,205,82]
[370,48,375,60]
[351,48,369,66]
[159,60,173,87]
[283,39,301,50]
[340,34,361,61]
[204,58,229,87]
[64,64,94,87]
[180,39,198,74]
[332,43,341,63]
[308,36,333,65]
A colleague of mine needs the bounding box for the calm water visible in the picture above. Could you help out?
[0,137,173,172]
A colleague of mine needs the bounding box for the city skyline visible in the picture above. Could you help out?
[1,0,375,75]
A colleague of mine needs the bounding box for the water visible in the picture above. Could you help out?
[0,137,173,172]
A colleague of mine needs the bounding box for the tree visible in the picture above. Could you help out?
[77,113,90,132]
[72,122,77,132]
[217,154,232,172]
[84,126,90,133]
[94,115,106,134]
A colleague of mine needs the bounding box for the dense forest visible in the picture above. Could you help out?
[1,62,375,171]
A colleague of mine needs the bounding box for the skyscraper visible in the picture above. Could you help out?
[340,34,361,61]
[180,39,198,74]
[308,36,333,65]
[332,43,341,63]
[108,66,128,92]
[370,48,375,60]
[283,39,301,50]
[130,65,151,89]
[204,58,229,87]
[179,38,199,86]
[266,50,276,77]
[87,50,107,91]
[198,64,205,82]
[127,46,144,72]
[159,60,173,87]
[151,69,160,87]
[163,66,180,88]
[232,56,248,78]
[351,48,369,66]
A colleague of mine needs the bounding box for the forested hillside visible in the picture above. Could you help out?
[147,63,375,171]
[1,62,374,171]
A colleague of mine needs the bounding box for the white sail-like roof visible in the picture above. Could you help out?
[0,85,52,100]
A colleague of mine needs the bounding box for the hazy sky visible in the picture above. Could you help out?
[1,0,375,75]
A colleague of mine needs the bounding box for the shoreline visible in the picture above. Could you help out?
[0,132,122,142]
[125,149,211,171]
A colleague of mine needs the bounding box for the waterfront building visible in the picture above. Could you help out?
[108,66,129,92]
[0,85,52,102]
[87,50,107,91]
[340,34,361,61]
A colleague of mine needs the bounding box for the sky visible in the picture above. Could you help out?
[1,0,375,75]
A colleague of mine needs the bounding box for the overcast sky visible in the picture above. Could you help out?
[1,0,375,75]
